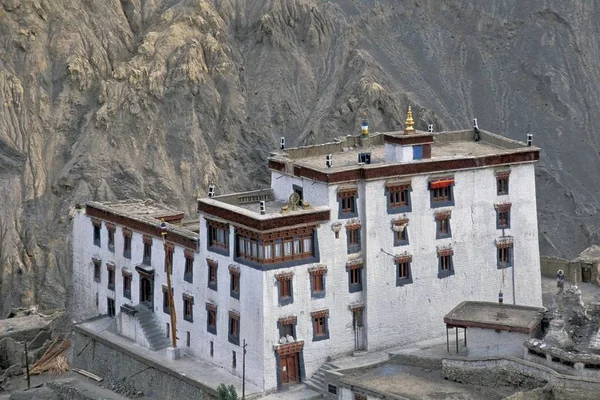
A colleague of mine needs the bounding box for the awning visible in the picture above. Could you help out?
[429,179,454,189]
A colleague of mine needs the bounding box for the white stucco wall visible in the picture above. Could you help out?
[467,328,530,358]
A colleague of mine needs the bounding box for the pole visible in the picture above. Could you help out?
[161,220,177,349]
[24,341,30,389]
[242,339,247,399]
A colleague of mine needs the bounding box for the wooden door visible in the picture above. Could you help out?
[280,354,299,384]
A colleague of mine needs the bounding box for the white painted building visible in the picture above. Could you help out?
[71,118,543,393]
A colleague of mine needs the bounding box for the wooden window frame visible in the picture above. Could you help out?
[311,309,330,341]
[183,294,194,322]
[496,171,510,195]
[206,303,217,335]
[228,311,240,346]
[143,236,152,265]
[435,210,452,239]
[496,239,514,269]
[395,254,413,286]
[122,271,132,299]
[229,266,240,299]
[93,258,101,283]
[235,227,316,266]
[346,262,363,293]
[107,263,115,291]
[92,219,101,247]
[278,316,297,339]
[106,224,115,253]
[164,243,174,273]
[162,285,173,315]
[386,182,412,213]
[184,251,194,283]
[337,189,358,219]
[207,220,229,255]
[123,229,132,259]
[309,266,327,298]
[429,178,455,208]
[208,259,218,291]
[495,203,512,230]
[276,272,294,306]
[437,247,455,279]
[346,225,361,254]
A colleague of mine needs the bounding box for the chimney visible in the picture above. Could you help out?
[280,137,285,150]
[326,154,333,168]
[208,185,215,198]
[527,134,533,147]
[259,201,266,215]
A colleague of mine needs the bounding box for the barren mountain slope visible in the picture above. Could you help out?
[0,0,598,313]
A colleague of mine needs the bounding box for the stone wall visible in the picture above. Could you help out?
[71,327,217,400]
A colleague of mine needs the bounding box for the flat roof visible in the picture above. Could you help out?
[443,301,545,334]
[85,201,198,250]
[273,129,535,172]
[90,199,185,222]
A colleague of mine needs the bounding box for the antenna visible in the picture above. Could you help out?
[259,201,266,215]
[326,154,333,168]
[208,184,215,198]
[527,134,533,147]
[280,137,285,150]
[428,124,434,133]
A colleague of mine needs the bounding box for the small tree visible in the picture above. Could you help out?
[217,383,238,400]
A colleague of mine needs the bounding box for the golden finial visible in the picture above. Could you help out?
[404,106,415,134]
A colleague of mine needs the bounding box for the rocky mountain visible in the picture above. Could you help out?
[1,0,599,314]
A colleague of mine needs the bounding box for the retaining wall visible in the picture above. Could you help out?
[72,326,217,400]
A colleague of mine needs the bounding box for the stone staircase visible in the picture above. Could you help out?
[134,305,171,351]
[304,362,338,395]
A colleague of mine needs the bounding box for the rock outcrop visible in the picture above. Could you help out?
[2,0,600,313]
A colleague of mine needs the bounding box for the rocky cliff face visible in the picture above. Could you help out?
[1,0,600,314]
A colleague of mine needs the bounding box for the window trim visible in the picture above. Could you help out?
[276,272,294,306]
[206,302,217,335]
[106,223,115,253]
[92,219,101,247]
[183,294,194,322]
[123,228,132,259]
[277,316,297,340]
[308,265,327,299]
[207,219,230,256]
[207,259,218,291]
[122,270,132,299]
[228,310,240,346]
[395,254,413,286]
[229,265,240,299]
[346,261,363,293]
[311,309,330,342]
[437,247,455,279]
[435,210,452,239]
[92,258,101,283]
[162,285,173,314]
[184,250,194,283]
[337,188,358,219]
[496,238,514,269]
[386,182,412,213]
[496,170,510,195]
[392,218,409,246]
[429,178,455,208]
[495,203,512,230]
[164,243,174,273]
[107,263,115,291]
[346,223,361,254]
[142,235,152,265]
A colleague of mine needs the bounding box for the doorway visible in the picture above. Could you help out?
[139,273,154,310]
[280,353,300,385]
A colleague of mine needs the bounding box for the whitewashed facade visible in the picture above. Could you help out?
[71,127,543,393]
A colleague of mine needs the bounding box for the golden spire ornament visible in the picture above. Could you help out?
[404,106,415,134]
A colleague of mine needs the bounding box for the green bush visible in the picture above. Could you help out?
[217,383,238,400]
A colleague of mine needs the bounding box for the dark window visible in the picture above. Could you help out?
[123,273,132,299]
[107,264,115,291]
[393,221,409,246]
[93,222,101,247]
[183,295,194,322]
[208,260,218,291]
[347,226,361,254]
[497,176,509,195]
[338,190,358,218]
[123,230,132,259]
[309,269,326,298]
[328,385,338,395]
[107,298,115,317]
[278,318,296,339]
[184,254,194,283]
[438,252,455,278]
[207,305,217,335]
[232,351,237,369]
[164,246,174,273]
[207,220,229,255]
[396,256,413,286]
[93,259,101,283]
[348,265,363,292]
[497,210,510,229]
[228,311,240,345]
[387,183,412,213]
[277,274,293,306]
[186,331,191,347]
[230,269,240,299]
[166,322,170,338]
[312,310,330,341]
[235,228,315,266]
[210,340,214,357]
[107,226,115,252]
[436,213,452,239]
[429,179,455,208]
[497,244,513,269]
[162,286,172,314]
[143,237,152,264]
